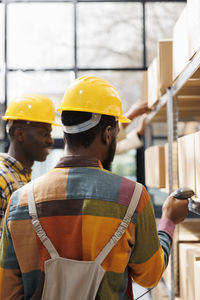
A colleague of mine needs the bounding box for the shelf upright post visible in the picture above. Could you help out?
[166,86,179,300]
[144,123,153,149]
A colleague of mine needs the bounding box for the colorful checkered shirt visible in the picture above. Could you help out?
[0,153,31,238]
[0,156,173,299]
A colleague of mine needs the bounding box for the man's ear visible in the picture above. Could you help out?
[101,126,112,145]
[15,127,25,142]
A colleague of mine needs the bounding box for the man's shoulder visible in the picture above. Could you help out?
[99,168,137,185]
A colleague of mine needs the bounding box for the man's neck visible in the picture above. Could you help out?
[8,144,33,170]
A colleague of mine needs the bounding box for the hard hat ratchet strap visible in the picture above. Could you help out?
[63,113,101,134]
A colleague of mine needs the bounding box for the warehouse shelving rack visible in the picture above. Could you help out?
[145,47,200,300]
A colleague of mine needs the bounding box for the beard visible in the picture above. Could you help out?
[102,136,116,171]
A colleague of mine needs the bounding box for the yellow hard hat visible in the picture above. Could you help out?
[57,76,131,123]
[2,94,60,126]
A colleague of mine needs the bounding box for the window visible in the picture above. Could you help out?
[146,2,186,65]
[77,2,143,68]
[7,3,74,69]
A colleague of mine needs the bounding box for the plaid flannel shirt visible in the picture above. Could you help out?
[0,153,31,238]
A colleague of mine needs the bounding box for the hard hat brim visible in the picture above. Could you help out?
[118,116,131,124]
[2,115,61,127]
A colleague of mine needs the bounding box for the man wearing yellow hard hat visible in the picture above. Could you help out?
[0,76,188,299]
[0,94,59,239]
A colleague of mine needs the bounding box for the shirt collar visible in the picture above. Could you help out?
[55,155,103,169]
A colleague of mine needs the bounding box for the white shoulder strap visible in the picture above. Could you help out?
[95,182,143,265]
[27,182,59,259]
[27,181,142,263]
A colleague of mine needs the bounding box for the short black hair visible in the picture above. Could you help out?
[62,111,116,150]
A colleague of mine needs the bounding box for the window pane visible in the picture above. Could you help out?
[146,2,186,66]
[8,3,74,68]
[0,4,4,105]
[8,71,75,138]
[0,3,4,66]
[78,3,143,68]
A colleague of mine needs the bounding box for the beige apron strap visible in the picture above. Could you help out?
[95,182,143,265]
[27,182,59,259]
[0,163,22,189]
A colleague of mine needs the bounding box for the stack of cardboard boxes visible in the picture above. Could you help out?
[144,131,200,300]
[144,2,200,299]
[147,40,173,108]
[142,1,200,108]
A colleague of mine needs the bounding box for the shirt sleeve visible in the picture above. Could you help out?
[128,188,173,288]
[116,130,143,155]
[0,195,24,300]
[0,180,8,239]
[157,218,175,266]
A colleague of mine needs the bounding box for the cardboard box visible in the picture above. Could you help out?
[179,243,200,300]
[195,131,200,198]
[194,259,200,300]
[188,0,200,59]
[161,220,200,297]
[164,142,179,192]
[188,251,200,300]
[178,133,195,192]
[148,57,158,108]
[179,219,200,242]
[173,6,190,81]
[157,40,173,97]
[141,71,148,103]
[145,145,165,188]
[174,220,200,296]
[148,40,173,108]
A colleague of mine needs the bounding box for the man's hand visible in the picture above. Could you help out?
[125,102,151,120]
[161,195,189,224]
[122,101,151,130]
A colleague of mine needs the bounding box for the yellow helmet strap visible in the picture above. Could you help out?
[63,113,101,134]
